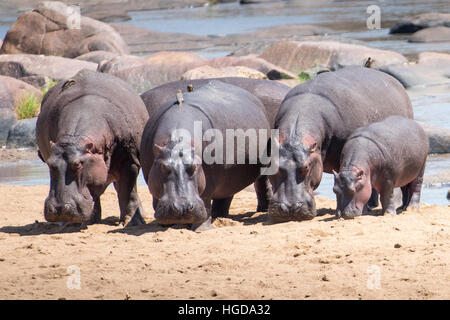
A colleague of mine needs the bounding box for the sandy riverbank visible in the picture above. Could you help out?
[0,184,448,300]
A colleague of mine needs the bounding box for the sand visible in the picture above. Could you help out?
[0,184,449,300]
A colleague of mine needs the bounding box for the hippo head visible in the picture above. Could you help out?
[42,138,108,223]
[148,141,207,225]
[268,136,323,222]
[332,168,372,219]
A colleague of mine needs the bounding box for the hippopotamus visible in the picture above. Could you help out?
[140,80,273,230]
[269,66,414,222]
[141,77,290,213]
[141,77,290,129]
[36,69,149,226]
[333,116,429,218]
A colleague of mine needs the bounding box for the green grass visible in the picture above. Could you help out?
[42,78,58,97]
[298,71,311,83]
[14,79,58,120]
[16,93,41,120]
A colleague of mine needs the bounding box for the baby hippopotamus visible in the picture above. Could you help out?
[333,116,429,218]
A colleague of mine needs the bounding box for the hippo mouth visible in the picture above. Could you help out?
[154,200,208,225]
[268,201,317,223]
[44,196,95,223]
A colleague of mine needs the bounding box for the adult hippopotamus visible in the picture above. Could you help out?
[333,116,429,218]
[141,77,290,212]
[141,77,290,129]
[140,80,273,230]
[36,69,149,226]
[269,66,414,222]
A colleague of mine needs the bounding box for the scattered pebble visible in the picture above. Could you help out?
[394,243,402,249]
[321,275,330,282]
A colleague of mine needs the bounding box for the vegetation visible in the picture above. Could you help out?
[15,78,57,120]
[298,71,311,83]
[41,78,58,97]
[15,93,40,120]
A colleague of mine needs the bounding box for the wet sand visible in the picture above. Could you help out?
[0,185,448,300]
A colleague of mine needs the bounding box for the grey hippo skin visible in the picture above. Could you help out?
[141,77,290,213]
[140,80,273,231]
[333,116,429,218]
[269,66,414,222]
[36,69,149,226]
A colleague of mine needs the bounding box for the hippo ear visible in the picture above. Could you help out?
[85,142,94,153]
[356,170,364,180]
[308,142,317,153]
[332,170,339,179]
[153,144,164,157]
[37,150,45,162]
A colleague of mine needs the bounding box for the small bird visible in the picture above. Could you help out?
[187,84,194,92]
[62,79,76,91]
[176,89,184,107]
[364,57,374,68]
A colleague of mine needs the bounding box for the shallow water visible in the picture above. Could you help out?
[0,153,448,205]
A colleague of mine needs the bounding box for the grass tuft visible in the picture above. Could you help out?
[16,93,41,120]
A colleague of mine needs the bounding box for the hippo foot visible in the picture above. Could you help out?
[256,203,269,212]
[121,213,146,228]
[191,217,212,232]
[383,210,397,216]
[57,222,86,232]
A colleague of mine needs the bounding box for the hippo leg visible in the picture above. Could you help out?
[89,197,102,224]
[191,197,212,232]
[152,198,159,211]
[380,185,397,215]
[400,168,424,211]
[211,196,233,218]
[114,163,148,227]
[367,189,379,210]
[254,175,273,212]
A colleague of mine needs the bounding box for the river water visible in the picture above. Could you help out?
[0,0,449,204]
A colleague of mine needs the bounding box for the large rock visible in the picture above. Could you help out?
[390,13,450,34]
[259,41,407,76]
[409,26,450,43]
[420,123,450,154]
[110,23,212,55]
[107,51,208,93]
[208,55,296,80]
[0,75,42,111]
[378,52,450,88]
[0,54,97,80]
[0,108,16,146]
[75,50,119,64]
[107,65,170,94]
[98,54,148,73]
[6,117,37,149]
[0,1,129,58]
[418,51,450,66]
[181,65,267,80]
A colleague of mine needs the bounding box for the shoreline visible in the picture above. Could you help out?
[0,185,448,299]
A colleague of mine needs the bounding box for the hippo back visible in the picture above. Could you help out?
[140,77,290,127]
[37,69,148,159]
[281,66,413,138]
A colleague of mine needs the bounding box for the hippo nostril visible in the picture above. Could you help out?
[186,202,194,211]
